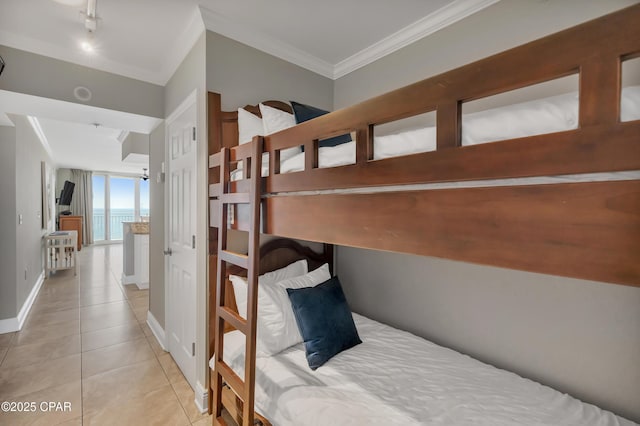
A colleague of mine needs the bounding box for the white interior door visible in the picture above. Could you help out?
[166,99,197,388]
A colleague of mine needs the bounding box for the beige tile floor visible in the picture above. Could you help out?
[0,244,233,426]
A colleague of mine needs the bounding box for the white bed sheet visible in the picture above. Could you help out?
[210,314,634,426]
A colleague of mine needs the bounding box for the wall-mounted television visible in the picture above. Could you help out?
[58,180,75,206]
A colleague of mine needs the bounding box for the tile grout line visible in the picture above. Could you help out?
[77,245,194,424]
[0,335,11,367]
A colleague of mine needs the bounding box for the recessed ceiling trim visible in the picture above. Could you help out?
[334,0,501,79]
[117,130,130,144]
[27,116,55,162]
[199,5,334,79]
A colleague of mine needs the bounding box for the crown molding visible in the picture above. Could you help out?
[159,7,205,85]
[333,0,501,79]
[1,1,498,85]
[199,5,334,79]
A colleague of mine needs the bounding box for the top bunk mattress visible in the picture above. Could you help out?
[210,314,634,426]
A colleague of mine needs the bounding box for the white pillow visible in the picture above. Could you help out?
[259,103,296,134]
[238,108,264,145]
[259,103,301,162]
[229,259,308,319]
[258,263,331,355]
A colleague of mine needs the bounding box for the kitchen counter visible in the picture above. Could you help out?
[122,222,149,289]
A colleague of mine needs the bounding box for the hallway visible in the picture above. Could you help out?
[0,244,214,425]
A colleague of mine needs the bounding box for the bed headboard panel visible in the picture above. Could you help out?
[258,238,333,275]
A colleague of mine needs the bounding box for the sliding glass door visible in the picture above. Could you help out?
[92,174,149,242]
[92,175,106,241]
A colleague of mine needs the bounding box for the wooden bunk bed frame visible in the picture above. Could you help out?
[208,6,640,426]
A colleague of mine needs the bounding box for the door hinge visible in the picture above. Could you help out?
[192,342,195,357]
[192,127,196,141]
[192,235,196,249]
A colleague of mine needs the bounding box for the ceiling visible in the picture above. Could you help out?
[0,0,498,174]
[0,89,162,174]
[37,117,145,175]
[0,0,499,84]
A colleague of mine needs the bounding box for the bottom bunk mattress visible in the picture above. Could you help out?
[210,314,633,426]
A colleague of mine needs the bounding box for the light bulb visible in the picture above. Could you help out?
[81,40,94,53]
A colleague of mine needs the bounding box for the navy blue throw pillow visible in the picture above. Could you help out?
[290,101,352,148]
[287,276,361,370]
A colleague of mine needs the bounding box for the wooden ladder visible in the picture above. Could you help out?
[212,136,263,426]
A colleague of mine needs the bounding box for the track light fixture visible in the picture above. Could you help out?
[82,0,98,33]
[79,0,99,53]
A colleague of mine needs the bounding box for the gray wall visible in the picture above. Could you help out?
[206,32,333,111]
[0,45,164,119]
[165,34,206,118]
[148,124,165,328]
[8,115,54,317]
[0,115,53,318]
[164,30,208,392]
[0,126,17,320]
[121,132,150,161]
[154,31,206,329]
[332,0,640,422]
[334,0,639,108]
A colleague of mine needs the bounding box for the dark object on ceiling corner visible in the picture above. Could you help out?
[0,55,5,76]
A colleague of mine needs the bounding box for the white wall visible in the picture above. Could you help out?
[332,0,640,422]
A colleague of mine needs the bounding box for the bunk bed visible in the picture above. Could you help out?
[207,5,640,426]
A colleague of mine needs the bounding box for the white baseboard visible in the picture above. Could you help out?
[0,271,45,334]
[121,272,136,285]
[146,310,168,351]
[136,281,149,290]
[194,381,209,414]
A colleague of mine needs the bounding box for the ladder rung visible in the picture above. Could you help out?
[209,183,222,197]
[218,306,247,334]
[217,360,245,398]
[209,152,221,168]
[220,250,248,269]
[221,192,250,204]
